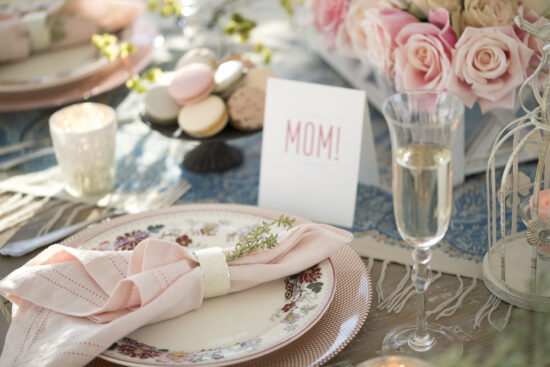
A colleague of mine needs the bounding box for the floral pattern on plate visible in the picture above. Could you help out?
[105,264,327,364]
[73,207,336,367]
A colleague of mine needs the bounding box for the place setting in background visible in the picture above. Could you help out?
[0,0,157,112]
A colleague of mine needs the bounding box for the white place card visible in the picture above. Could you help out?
[258,78,367,228]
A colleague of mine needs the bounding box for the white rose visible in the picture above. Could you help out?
[410,0,462,17]
[463,0,517,28]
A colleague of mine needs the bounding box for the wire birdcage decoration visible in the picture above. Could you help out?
[483,17,550,310]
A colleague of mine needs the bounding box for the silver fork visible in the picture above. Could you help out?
[0,178,192,257]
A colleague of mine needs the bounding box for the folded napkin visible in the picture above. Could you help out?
[0,0,144,63]
[0,223,352,367]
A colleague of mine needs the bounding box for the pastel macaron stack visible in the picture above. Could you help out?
[143,47,273,139]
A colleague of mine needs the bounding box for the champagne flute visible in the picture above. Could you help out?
[381,91,464,359]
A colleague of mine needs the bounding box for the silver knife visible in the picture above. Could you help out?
[0,210,122,257]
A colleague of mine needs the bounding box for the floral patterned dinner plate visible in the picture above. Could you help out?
[63,204,336,367]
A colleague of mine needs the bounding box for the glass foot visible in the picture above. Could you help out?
[382,322,462,361]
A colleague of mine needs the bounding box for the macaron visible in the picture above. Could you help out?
[243,68,275,93]
[178,95,228,138]
[214,60,246,94]
[169,63,215,105]
[221,52,256,70]
[227,85,265,131]
[176,48,218,70]
[144,84,180,125]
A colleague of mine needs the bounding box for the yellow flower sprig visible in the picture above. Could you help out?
[92,34,136,61]
[147,0,182,17]
[125,68,163,94]
[92,33,162,93]
[280,0,304,17]
[223,13,257,42]
[254,42,273,65]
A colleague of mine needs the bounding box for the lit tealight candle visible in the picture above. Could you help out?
[357,356,435,367]
[49,103,117,197]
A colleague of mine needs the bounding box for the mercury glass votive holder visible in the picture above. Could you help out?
[49,102,117,197]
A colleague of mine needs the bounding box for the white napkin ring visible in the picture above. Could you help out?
[22,11,51,51]
[195,247,230,299]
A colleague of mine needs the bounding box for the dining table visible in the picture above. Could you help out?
[0,1,539,366]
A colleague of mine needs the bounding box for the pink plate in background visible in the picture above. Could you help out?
[0,15,157,112]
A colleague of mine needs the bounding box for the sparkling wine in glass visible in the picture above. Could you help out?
[381,92,464,359]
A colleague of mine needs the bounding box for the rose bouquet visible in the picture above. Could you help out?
[306,0,550,113]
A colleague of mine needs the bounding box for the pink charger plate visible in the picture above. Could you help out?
[0,15,157,113]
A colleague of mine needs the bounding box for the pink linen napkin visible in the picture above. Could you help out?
[0,223,352,367]
[0,0,144,63]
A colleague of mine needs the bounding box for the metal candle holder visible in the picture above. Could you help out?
[483,16,550,310]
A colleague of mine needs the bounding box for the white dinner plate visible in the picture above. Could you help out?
[0,44,109,93]
[65,204,336,366]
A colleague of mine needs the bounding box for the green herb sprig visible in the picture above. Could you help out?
[226,215,295,262]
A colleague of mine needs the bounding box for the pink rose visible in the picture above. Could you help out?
[446,26,533,113]
[344,0,408,63]
[334,20,356,57]
[307,0,350,50]
[351,8,417,77]
[394,8,457,92]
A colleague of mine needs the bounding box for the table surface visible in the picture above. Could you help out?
[0,2,540,365]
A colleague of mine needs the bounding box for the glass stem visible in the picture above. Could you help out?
[409,247,435,351]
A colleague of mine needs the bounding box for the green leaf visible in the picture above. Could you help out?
[307,282,323,293]
[147,224,164,233]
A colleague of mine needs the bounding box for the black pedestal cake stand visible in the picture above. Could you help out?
[141,115,260,173]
